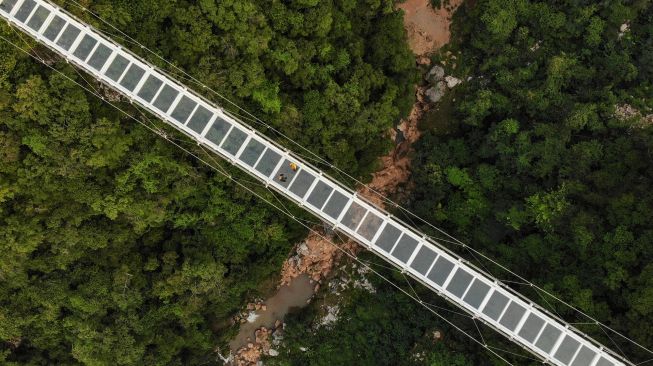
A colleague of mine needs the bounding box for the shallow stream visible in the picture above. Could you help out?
[229,274,315,351]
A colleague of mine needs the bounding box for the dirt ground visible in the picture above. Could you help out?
[279,231,359,286]
[359,86,427,207]
[397,0,462,56]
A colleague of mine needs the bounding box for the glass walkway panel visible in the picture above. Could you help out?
[0,1,633,365]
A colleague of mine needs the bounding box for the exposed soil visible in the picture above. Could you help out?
[279,231,359,286]
[359,85,430,206]
[397,0,462,56]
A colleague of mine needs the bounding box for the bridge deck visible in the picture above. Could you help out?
[0,1,630,365]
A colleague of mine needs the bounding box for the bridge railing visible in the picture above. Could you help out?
[0,1,632,365]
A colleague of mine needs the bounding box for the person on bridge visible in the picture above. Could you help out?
[289,162,298,172]
[278,173,287,183]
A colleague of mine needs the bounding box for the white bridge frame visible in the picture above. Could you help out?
[0,1,633,365]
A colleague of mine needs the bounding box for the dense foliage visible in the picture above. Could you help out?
[412,0,653,362]
[0,0,414,364]
[267,0,653,364]
[3,0,652,364]
[81,0,415,178]
[0,38,302,366]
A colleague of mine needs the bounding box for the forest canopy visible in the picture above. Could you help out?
[0,0,414,364]
[1,0,652,364]
[412,0,653,362]
[273,0,653,364]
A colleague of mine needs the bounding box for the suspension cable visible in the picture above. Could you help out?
[0,32,523,365]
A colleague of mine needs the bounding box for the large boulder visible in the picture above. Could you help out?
[425,81,447,103]
[425,65,445,84]
[445,75,462,88]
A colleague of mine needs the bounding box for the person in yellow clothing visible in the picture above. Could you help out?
[289,162,298,172]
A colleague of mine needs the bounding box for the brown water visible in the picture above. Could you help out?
[229,274,315,351]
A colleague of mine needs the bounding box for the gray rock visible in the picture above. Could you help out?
[425,65,445,84]
[445,75,462,88]
[425,81,447,103]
